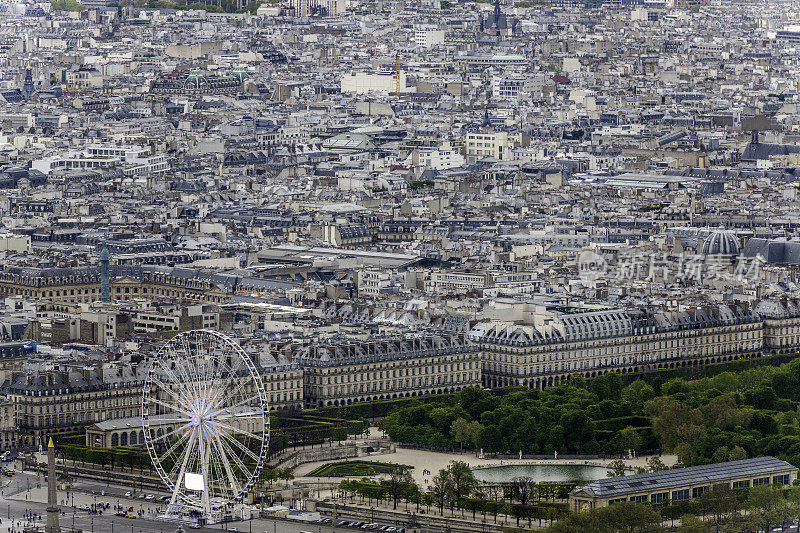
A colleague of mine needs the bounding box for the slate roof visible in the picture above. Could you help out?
[572,457,795,499]
[742,238,800,265]
[740,141,800,161]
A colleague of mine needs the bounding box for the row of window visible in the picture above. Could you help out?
[490,332,759,362]
[608,476,792,506]
[323,373,476,396]
[316,363,474,384]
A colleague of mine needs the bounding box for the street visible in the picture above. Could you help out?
[0,472,377,533]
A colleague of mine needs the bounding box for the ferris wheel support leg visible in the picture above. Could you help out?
[199,431,212,519]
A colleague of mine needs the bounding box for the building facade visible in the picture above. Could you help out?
[0,264,296,305]
[473,305,763,389]
[298,334,481,408]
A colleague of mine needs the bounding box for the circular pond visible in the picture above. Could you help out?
[472,464,610,484]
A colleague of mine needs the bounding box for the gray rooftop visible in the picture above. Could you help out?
[573,457,796,499]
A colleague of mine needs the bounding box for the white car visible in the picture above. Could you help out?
[124,491,132,497]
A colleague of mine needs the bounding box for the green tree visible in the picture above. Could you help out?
[430,470,453,515]
[451,417,471,452]
[745,484,784,533]
[619,426,642,455]
[51,0,85,10]
[448,461,477,514]
[645,397,701,452]
[646,457,668,472]
[477,425,503,454]
[278,467,294,487]
[546,502,664,533]
[673,424,706,466]
[606,458,627,477]
[601,501,665,532]
[700,394,752,430]
[728,445,747,461]
[697,484,740,531]
[381,468,414,510]
[622,380,655,410]
[510,476,533,526]
[677,514,707,533]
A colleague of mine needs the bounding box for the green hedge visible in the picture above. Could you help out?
[308,460,411,477]
[592,416,651,431]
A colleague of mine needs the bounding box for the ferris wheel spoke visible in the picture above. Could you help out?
[206,438,225,493]
[156,423,192,445]
[154,433,191,480]
[151,362,191,403]
[215,434,254,482]
[217,351,248,396]
[146,395,190,416]
[201,332,219,390]
[210,373,250,412]
[217,393,265,414]
[157,358,196,404]
[206,351,234,404]
[216,421,265,442]
[170,428,197,505]
[210,434,242,496]
[218,430,261,463]
[144,417,187,424]
[199,431,214,513]
[167,342,201,397]
[178,335,198,381]
[156,430,191,467]
[148,375,189,406]
[187,334,207,395]
[206,333,225,383]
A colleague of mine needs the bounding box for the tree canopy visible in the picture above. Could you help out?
[384,357,800,468]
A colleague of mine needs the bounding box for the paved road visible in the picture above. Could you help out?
[0,468,440,533]
[0,481,383,533]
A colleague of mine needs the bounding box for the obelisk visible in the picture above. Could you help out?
[45,438,60,533]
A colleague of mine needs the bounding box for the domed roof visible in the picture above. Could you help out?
[702,230,740,255]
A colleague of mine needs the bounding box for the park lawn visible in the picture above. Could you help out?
[307,460,412,477]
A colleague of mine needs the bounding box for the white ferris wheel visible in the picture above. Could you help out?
[141,330,269,518]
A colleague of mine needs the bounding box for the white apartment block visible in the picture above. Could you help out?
[465,131,522,163]
[414,25,446,48]
[340,72,407,95]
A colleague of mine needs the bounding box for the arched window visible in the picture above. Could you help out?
[120,432,128,446]
[111,433,119,447]
[130,431,137,445]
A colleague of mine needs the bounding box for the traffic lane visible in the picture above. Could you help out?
[0,500,194,533]
[1,473,40,497]
[72,479,171,499]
